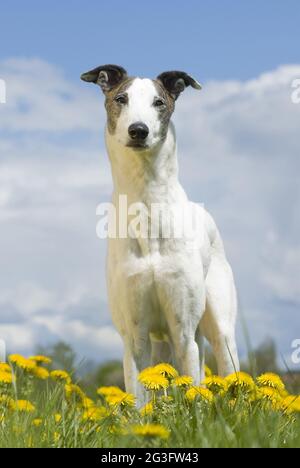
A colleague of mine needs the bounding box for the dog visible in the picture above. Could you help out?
[81,65,239,403]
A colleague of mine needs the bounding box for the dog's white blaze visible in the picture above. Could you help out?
[115,78,161,146]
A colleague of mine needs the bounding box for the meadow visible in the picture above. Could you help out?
[0,355,300,448]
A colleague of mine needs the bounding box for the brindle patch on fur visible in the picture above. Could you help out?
[152,80,175,140]
[105,78,135,134]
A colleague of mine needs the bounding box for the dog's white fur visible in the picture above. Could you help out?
[104,78,239,403]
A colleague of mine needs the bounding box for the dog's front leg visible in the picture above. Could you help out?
[124,332,151,407]
[172,332,201,384]
[161,278,206,385]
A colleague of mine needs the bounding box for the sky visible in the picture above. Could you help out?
[0,1,299,368]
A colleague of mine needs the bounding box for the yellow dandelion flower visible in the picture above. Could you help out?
[81,397,95,409]
[205,365,213,377]
[106,392,135,407]
[0,363,11,373]
[53,432,60,443]
[203,375,228,394]
[9,354,36,371]
[31,366,49,380]
[154,363,178,379]
[15,400,35,412]
[97,386,124,397]
[185,386,214,403]
[133,423,170,439]
[139,372,169,391]
[173,375,193,387]
[280,395,300,413]
[256,373,285,392]
[32,418,43,427]
[29,355,52,365]
[280,389,289,398]
[255,386,282,405]
[50,370,71,383]
[0,371,14,384]
[54,413,62,423]
[140,402,154,416]
[64,383,85,400]
[82,406,109,422]
[138,366,159,380]
[8,354,23,364]
[225,372,255,393]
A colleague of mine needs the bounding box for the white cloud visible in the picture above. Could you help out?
[32,315,123,358]
[0,57,104,132]
[0,58,299,367]
[0,282,91,316]
[261,245,300,304]
[0,323,35,350]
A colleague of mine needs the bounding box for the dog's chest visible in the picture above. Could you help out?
[107,185,210,331]
[107,199,210,292]
[107,233,209,326]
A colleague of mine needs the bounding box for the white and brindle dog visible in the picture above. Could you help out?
[81,64,239,403]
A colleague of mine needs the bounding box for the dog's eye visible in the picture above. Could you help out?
[115,94,128,105]
[153,98,165,107]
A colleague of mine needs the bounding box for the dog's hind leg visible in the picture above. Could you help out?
[201,255,239,377]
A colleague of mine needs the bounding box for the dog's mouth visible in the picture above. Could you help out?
[126,141,149,150]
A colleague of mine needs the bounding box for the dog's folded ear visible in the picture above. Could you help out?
[80,64,128,93]
[157,71,202,100]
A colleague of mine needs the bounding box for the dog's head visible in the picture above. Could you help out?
[81,65,201,151]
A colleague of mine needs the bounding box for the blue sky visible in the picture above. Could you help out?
[1,0,300,80]
[0,2,299,368]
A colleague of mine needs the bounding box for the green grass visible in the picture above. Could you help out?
[1,365,300,448]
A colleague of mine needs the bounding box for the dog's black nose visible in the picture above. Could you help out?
[128,122,149,140]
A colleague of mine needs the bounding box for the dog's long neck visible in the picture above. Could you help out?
[106,122,186,205]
